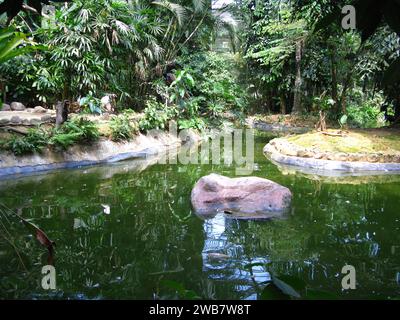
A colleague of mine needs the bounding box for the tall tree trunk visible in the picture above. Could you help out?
[0,81,5,103]
[292,39,304,114]
[330,49,339,114]
[340,71,353,114]
[56,101,68,128]
[395,94,400,122]
[280,92,286,114]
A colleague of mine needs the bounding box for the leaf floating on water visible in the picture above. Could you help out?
[101,204,111,215]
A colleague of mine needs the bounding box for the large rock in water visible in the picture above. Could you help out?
[191,174,292,219]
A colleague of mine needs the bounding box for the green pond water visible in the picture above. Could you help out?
[1,131,400,299]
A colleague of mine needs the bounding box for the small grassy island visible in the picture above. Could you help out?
[267,129,400,163]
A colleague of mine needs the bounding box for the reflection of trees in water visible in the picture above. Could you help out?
[1,152,400,299]
[0,162,207,299]
[201,214,271,300]
[197,178,400,299]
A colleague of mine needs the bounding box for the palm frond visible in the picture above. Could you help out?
[152,0,187,26]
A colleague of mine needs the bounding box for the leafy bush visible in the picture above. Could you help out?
[347,103,386,128]
[177,117,206,131]
[168,69,195,108]
[109,114,138,141]
[50,117,99,150]
[48,132,83,151]
[79,95,102,114]
[178,52,248,117]
[139,99,177,131]
[2,128,48,156]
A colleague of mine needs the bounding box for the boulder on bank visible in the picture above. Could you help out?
[33,106,47,113]
[1,104,11,111]
[191,174,292,219]
[10,102,26,111]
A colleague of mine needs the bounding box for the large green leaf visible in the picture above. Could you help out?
[0,28,40,64]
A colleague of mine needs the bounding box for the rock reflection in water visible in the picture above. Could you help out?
[201,213,270,299]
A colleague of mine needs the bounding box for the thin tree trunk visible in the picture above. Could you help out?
[280,92,286,114]
[340,71,353,114]
[330,49,339,114]
[395,95,400,122]
[292,39,304,114]
[0,81,5,103]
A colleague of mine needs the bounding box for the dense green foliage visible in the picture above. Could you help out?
[1,0,400,132]
[1,117,100,155]
[232,0,400,126]
[0,0,228,107]
[178,52,248,117]
[50,117,100,150]
[109,113,138,141]
[1,127,47,155]
[139,99,177,131]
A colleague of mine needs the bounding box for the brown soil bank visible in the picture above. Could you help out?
[264,129,400,174]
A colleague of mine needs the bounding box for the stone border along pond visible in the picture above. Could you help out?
[246,118,312,134]
[264,137,400,175]
[0,130,203,178]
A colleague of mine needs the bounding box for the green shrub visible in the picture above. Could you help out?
[109,114,137,141]
[49,132,83,150]
[177,117,206,131]
[63,117,100,141]
[79,95,102,114]
[50,117,99,150]
[3,127,48,156]
[347,103,385,128]
[178,52,248,117]
[139,99,177,131]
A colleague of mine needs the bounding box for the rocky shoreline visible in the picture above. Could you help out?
[264,137,400,173]
[246,118,312,134]
[0,131,200,177]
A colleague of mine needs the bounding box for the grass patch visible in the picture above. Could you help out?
[286,129,400,154]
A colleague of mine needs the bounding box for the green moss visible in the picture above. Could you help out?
[286,129,400,154]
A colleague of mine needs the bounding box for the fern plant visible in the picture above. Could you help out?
[109,114,138,141]
[3,127,48,155]
[49,117,99,150]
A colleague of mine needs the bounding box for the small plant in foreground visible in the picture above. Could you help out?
[139,99,177,131]
[49,117,99,150]
[109,114,137,141]
[3,127,48,155]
